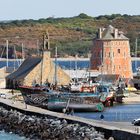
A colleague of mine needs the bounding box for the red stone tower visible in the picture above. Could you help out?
[90,25,132,79]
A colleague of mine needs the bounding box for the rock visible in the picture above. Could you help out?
[108,137,114,140]
[51,120,61,126]
[0,107,106,140]
[18,115,26,124]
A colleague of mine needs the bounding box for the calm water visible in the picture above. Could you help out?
[0,60,140,72]
[75,104,140,122]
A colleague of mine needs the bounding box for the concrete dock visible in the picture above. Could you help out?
[0,96,140,139]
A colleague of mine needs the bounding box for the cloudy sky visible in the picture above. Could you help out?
[0,0,140,20]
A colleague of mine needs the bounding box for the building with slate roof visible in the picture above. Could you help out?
[90,25,133,79]
[6,51,71,88]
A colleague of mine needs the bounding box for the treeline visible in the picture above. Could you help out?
[0,13,140,58]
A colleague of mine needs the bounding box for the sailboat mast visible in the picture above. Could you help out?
[101,44,103,85]
[75,54,78,82]
[40,35,45,86]
[21,43,25,60]
[135,38,138,71]
[6,40,9,67]
[54,46,58,88]
[14,45,16,70]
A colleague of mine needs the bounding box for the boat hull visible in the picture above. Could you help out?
[19,86,50,108]
[19,86,104,112]
[47,102,104,112]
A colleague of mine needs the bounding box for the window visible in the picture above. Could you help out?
[109,52,110,57]
[118,49,120,53]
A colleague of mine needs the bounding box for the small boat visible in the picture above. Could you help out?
[70,81,99,93]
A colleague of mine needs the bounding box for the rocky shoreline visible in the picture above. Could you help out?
[0,107,107,140]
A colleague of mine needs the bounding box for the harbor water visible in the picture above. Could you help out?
[0,131,27,140]
[75,104,140,122]
[0,60,140,72]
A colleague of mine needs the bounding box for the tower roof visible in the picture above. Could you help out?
[98,25,128,40]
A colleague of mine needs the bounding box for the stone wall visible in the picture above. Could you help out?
[90,38,133,79]
[23,51,70,86]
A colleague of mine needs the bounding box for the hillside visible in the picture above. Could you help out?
[0,13,140,58]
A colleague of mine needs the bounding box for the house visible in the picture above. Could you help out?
[6,51,71,88]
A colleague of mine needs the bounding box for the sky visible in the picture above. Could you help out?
[0,0,140,21]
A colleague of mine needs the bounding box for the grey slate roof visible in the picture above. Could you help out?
[6,57,42,80]
[95,74,120,83]
[101,25,128,40]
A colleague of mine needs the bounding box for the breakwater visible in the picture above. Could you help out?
[0,107,105,140]
[0,98,140,140]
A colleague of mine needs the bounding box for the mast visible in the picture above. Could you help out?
[6,40,9,67]
[36,39,39,56]
[14,45,16,70]
[21,43,24,65]
[54,46,58,88]
[75,54,78,82]
[40,34,45,86]
[21,43,25,60]
[135,38,138,71]
[100,43,103,85]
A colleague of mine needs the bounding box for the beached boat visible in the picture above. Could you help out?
[47,93,104,112]
[19,83,116,110]
[19,85,105,112]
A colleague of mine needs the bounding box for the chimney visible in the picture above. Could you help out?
[98,28,102,39]
[114,28,118,39]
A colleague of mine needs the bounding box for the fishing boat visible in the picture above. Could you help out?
[47,93,104,112]
[20,84,104,112]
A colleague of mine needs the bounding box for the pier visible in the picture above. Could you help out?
[0,97,140,140]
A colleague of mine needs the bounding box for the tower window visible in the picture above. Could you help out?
[118,49,120,53]
[109,52,110,57]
